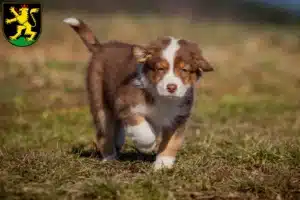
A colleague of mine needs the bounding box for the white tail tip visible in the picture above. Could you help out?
[63,17,80,26]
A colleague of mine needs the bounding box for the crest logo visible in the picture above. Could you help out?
[2,2,42,47]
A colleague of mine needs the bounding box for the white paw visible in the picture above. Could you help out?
[153,156,175,171]
[125,121,156,153]
[102,152,117,162]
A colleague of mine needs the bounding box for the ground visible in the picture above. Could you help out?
[0,13,300,200]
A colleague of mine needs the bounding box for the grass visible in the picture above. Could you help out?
[0,12,300,200]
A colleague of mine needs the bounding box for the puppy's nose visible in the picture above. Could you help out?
[166,83,178,93]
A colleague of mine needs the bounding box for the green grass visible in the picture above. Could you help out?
[0,13,300,200]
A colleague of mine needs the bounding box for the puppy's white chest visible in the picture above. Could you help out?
[131,98,190,131]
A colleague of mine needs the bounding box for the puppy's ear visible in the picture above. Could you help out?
[132,45,152,63]
[195,57,214,73]
[190,48,214,73]
[187,42,214,73]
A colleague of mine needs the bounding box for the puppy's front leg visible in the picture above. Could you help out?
[154,125,186,170]
[123,115,157,153]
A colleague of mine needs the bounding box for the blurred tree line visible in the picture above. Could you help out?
[0,0,299,25]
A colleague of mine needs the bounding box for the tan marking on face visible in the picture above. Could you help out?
[178,60,185,68]
[157,60,169,69]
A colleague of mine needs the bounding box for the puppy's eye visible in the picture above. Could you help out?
[155,61,168,72]
[181,68,189,72]
[178,61,190,72]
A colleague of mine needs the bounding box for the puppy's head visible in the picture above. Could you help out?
[133,36,214,98]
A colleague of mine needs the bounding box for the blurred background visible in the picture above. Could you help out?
[0,0,300,128]
[1,1,300,199]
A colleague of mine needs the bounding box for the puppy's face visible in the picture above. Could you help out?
[133,36,214,98]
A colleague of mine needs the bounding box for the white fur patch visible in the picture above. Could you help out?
[125,121,156,153]
[157,36,191,97]
[63,17,80,26]
[153,156,175,170]
[162,37,180,65]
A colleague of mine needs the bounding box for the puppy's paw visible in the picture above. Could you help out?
[102,152,117,162]
[153,156,175,171]
[125,120,156,153]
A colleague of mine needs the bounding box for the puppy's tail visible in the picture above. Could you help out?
[63,17,101,53]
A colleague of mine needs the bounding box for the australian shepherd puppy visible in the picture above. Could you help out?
[63,17,214,170]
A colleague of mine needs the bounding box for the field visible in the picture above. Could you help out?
[0,13,300,200]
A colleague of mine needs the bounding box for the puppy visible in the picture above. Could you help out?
[63,17,214,170]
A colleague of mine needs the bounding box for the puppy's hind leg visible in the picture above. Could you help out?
[95,108,117,161]
[87,59,116,161]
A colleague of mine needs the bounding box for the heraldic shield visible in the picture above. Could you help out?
[2,2,42,47]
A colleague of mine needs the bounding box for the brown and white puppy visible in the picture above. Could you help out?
[63,17,214,170]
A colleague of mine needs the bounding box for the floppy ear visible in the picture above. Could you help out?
[187,42,214,73]
[132,45,152,63]
[196,57,214,72]
[190,48,214,73]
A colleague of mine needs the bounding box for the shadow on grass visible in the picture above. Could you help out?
[70,143,156,163]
